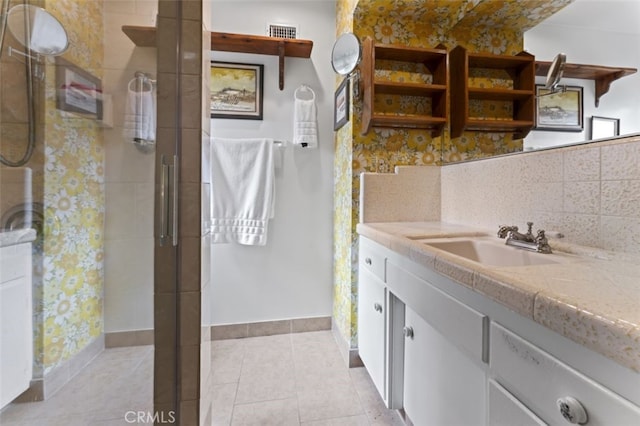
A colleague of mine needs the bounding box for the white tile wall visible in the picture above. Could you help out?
[103,0,158,334]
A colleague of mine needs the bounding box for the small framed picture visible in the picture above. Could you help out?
[210,61,264,120]
[590,116,620,140]
[535,85,583,132]
[55,57,102,118]
[334,77,350,131]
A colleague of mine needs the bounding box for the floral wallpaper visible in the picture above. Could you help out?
[333,0,573,349]
[38,0,105,375]
[333,0,359,349]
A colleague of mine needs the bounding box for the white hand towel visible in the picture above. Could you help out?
[293,85,318,148]
[211,138,275,246]
[123,83,156,143]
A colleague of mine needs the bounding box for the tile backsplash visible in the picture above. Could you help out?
[441,135,640,255]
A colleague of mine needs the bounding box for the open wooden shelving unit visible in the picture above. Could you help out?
[450,46,535,139]
[361,37,448,136]
[121,25,313,90]
[534,61,636,107]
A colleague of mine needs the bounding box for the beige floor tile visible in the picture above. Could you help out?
[212,382,237,426]
[301,414,370,425]
[231,398,300,426]
[235,365,296,404]
[297,381,364,423]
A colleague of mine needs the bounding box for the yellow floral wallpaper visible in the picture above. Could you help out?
[333,0,359,349]
[333,0,573,349]
[38,0,105,375]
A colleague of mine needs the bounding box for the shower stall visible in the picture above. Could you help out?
[0,0,166,421]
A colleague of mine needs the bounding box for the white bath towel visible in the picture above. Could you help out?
[211,137,275,245]
[123,85,156,144]
[293,85,318,148]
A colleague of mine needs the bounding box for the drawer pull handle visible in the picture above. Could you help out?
[365,257,372,265]
[557,397,588,424]
[373,303,382,313]
[403,326,414,339]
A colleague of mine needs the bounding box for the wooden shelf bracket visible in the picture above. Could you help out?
[535,61,637,107]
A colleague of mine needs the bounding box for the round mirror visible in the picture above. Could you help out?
[545,53,566,90]
[331,33,361,76]
[7,4,69,56]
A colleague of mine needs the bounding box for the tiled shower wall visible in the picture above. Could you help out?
[441,135,640,255]
[154,0,209,424]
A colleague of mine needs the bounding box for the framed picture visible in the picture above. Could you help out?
[334,77,350,130]
[590,116,620,140]
[535,85,583,132]
[55,57,102,118]
[210,61,264,120]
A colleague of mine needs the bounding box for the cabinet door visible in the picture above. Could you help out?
[489,380,546,426]
[403,306,486,426]
[358,268,386,400]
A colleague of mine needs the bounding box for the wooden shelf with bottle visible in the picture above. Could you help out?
[361,37,448,136]
[450,46,535,140]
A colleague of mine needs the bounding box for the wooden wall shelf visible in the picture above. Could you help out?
[121,26,313,90]
[450,46,535,139]
[535,61,637,107]
[361,37,448,136]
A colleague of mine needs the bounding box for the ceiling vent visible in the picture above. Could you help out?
[267,23,298,39]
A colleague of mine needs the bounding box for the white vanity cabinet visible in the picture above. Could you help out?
[489,379,546,426]
[387,260,487,426]
[357,238,388,403]
[356,236,640,426]
[490,322,640,425]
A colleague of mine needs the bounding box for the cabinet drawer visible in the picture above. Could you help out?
[359,238,386,282]
[387,261,487,362]
[489,379,545,426]
[491,322,640,425]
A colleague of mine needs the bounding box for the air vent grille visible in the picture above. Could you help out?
[267,23,298,39]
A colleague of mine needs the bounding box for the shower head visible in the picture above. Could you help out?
[6,4,69,56]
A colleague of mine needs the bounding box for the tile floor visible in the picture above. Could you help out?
[0,331,403,425]
[0,345,153,425]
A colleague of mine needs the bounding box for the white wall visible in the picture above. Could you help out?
[209,1,336,324]
[103,0,157,333]
[524,23,640,150]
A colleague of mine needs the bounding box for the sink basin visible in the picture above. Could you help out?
[423,239,562,267]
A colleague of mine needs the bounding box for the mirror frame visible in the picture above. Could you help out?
[7,4,69,56]
[331,33,362,76]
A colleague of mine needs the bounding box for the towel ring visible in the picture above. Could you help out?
[294,84,315,101]
[128,75,154,93]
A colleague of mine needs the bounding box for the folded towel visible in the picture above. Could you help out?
[123,83,156,144]
[211,137,275,245]
[293,85,318,148]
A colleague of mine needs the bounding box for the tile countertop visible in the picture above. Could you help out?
[356,221,640,373]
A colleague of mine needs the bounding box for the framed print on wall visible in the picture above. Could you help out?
[534,85,583,132]
[590,116,620,140]
[55,57,102,119]
[210,61,264,120]
[334,77,350,131]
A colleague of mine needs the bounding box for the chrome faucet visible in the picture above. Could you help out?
[497,222,552,254]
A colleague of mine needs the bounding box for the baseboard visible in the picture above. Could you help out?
[105,329,154,348]
[211,316,332,340]
[15,334,104,402]
[331,318,363,368]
